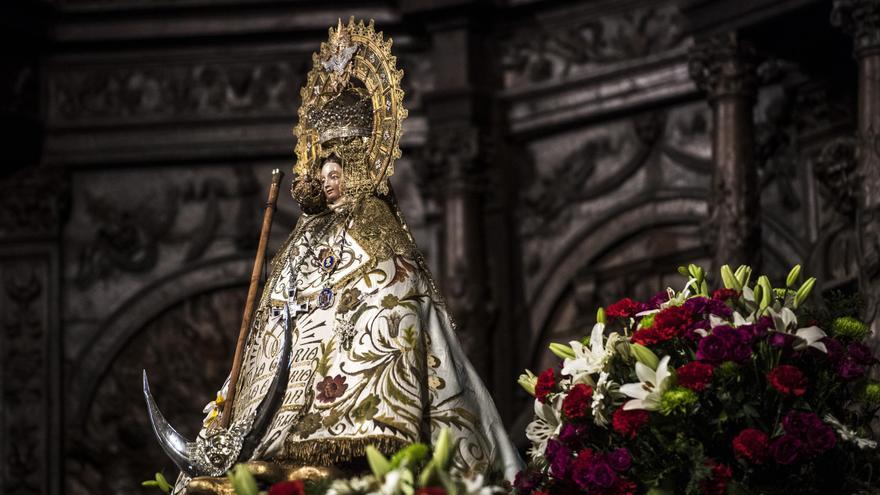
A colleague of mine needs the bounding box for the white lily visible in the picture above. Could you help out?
[660,279,695,309]
[378,467,412,495]
[767,307,827,353]
[561,323,607,379]
[462,474,504,495]
[525,395,562,460]
[619,355,673,411]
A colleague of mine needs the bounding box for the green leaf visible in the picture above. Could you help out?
[228,465,258,495]
[432,428,453,470]
[366,446,392,478]
[418,461,438,487]
[156,473,172,493]
[390,443,429,469]
[678,266,690,278]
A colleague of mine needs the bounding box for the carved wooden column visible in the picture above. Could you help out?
[689,33,761,271]
[0,171,67,495]
[412,7,498,381]
[833,0,880,340]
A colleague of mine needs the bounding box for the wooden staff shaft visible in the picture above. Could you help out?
[220,168,284,428]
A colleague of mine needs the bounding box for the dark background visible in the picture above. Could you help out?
[0,0,876,493]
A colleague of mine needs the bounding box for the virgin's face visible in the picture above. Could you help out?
[321,161,344,204]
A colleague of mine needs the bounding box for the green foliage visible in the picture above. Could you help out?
[141,473,172,494]
[227,465,258,495]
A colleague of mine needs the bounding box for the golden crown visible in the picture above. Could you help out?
[293,18,407,197]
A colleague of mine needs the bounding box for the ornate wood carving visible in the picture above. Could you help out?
[64,287,240,495]
[501,5,686,88]
[833,0,880,340]
[689,32,761,271]
[49,60,306,126]
[1,261,48,495]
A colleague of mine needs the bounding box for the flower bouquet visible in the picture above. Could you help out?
[515,264,880,494]
[145,428,502,495]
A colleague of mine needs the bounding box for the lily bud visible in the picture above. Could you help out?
[630,343,660,370]
[597,307,606,324]
[757,275,773,310]
[549,342,576,360]
[786,264,802,288]
[720,265,741,290]
[735,265,752,288]
[517,370,537,396]
[794,277,816,308]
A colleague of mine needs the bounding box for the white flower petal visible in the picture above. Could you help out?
[619,383,649,400]
[623,399,647,411]
[634,361,655,384]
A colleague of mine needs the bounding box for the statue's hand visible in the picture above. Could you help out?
[291,174,328,214]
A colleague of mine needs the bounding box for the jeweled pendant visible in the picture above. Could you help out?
[318,287,335,309]
[321,253,337,272]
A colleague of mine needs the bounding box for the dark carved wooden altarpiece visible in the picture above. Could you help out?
[0,0,875,493]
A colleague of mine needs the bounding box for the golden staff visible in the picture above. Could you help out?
[220,168,284,428]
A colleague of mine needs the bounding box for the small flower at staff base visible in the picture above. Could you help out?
[831,316,870,341]
[658,387,699,416]
[535,368,556,403]
[732,428,770,464]
[268,480,305,495]
[767,365,807,397]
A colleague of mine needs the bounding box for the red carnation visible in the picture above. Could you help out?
[700,459,732,495]
[712,288,739,301]
[415,488,446,495]
[610,479,638,495]
[732,428,770,464]
[606,298,642,319]
[535,368,556,403]
[612,407,649,439]
[654,305,698,336]
[676,362,714,392]
[268,480,305,495]
[562,383,593,420]
[632,305,697,345]
[767,365,808,396]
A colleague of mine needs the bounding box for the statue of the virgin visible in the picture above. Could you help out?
[143,18,522,494]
